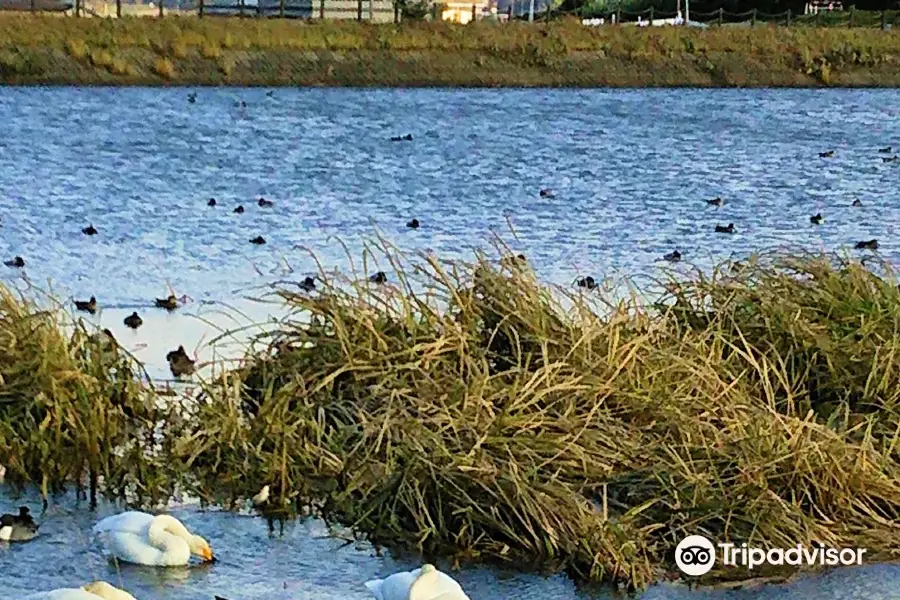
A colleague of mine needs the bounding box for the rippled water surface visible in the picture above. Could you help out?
[3,87,900,599]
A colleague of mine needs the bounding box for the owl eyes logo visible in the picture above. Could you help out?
[675,535,716,576]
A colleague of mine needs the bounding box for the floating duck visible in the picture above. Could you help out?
[663,250,682,262]
[0,506,39,542]
[715,223,736,234]
[37,581,138,600]
[257,197,274,208]
[124,312,143,329]
[299,276,316,292]
[166,345,196,378]
[266,90,274,98]
[4,256,24,268]
[390,134,413,142]
[852,199,863,207]
[250,236,266,245]
[188,92,197,104]
[82,224,98,236]
[883,156,898,163]
[74,296,97,315]
[879,146,892,153]
[406,218,420,229]
[207,198,217,207]
[364,564,471,600]
[154,294,178,311]
[234,205,245,214]
[706,197,722,206]
[855,239,879,250]
[575,276,597,290]
[810,213,823,224]
[370,272,387,284]
[92,511,214,566]
[539,188,555,198]
[819,150,834,158]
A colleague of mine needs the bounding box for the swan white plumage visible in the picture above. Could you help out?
[92,511,214,566]
[30,581,138,600]
[364,564,471,600]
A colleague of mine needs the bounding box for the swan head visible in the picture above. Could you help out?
[189,534,215,562]
[81,581,138,600]
[419,564,437,574]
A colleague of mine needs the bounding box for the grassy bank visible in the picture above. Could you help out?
[4,250,900,589]
[2,16,900,86]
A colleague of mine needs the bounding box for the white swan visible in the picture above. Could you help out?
[31,581,137,600]
[364,564,471,600]
[92,511,214,566]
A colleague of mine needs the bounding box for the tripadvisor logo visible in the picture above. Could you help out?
[675,535,867,576]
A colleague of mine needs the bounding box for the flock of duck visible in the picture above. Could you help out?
[1,500,473,600]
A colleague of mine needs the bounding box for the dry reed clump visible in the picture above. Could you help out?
[0,284,180,506]
[172,248,900,589]
[153,56,176,79]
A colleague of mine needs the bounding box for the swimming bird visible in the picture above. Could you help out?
[576,276,597,290]
[299,276,316,292]
[810,213,823,224]
[715,223,735,234]
[257,197,273,207]
[856,239,879,250]
[852,199,862,207]
[406,218,420,229]
[234,205,245,214]
[250,236,266,245]
[92,511,214,566]
[390,134,413,142]
[883,156,898,163]
[370,272,387,284]
[706,197,722,206]
[74,296,97,314]
[82,224,98,236]
[539,188,555,198]
[4,256,24,268]
[207,198,216,207]
[166,345,196,378]
[36,581,138,600]
[819,150,834,158]
[154,295,178,311]
[663,250,682,262]
[879,146,892,153]
[0,506,39,542]
[266,90,274,98]
[364,564,471,600]
[188,92,197,104]
[124,312,143,329]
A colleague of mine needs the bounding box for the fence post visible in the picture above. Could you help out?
[239,0,245,17]
[751,8,756,26]
[648,5,653,24]
[717,7,723,25]
[786,8,791,25]
[393,0,398,22]
[278,0,284,17]
[257,0,262,17]
[319,0,325,18]
[158,0,163,18]
[357,0,362,20]
[198,0,203,17]
[615,8,620,24]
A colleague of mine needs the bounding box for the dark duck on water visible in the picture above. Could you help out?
[0,506,39,542]
[715,223,736,234]
[155,294,179,311]
[124,311,143,329]
[4,256,24,268]
[74,296,97,314]
[167,345,196,378]
[82,224,98,236]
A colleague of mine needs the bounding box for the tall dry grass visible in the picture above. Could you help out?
[168,248,900,588]
[0,285,183,506]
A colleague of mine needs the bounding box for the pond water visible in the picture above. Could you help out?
[2,87,900,598]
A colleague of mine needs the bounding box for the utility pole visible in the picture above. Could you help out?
[528,0,533,21]
[685,0,689,24]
